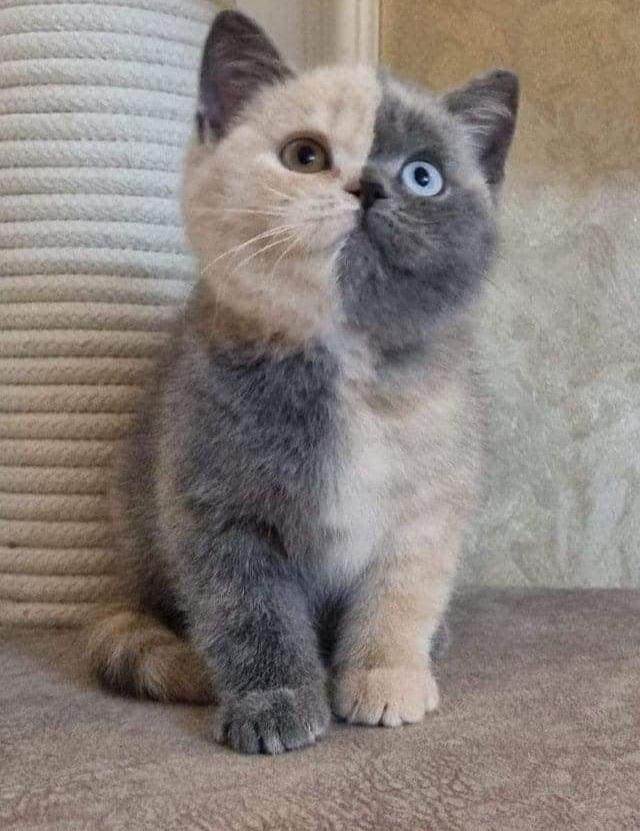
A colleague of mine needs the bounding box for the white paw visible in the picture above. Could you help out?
[332,666,439,727]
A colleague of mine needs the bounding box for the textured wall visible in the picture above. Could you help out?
[381,0,640,587]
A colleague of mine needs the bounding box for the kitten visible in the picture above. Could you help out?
[87,11,518,754]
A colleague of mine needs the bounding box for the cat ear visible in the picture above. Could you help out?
[443,70,519,188]
[197,11,293,140]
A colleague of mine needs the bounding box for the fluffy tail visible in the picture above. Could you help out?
[86,608,213,704]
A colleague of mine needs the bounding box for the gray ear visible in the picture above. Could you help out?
[197,11,292,140]
[444,70,519,187]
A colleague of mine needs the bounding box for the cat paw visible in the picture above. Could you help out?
[332,666,439,727]
[212,685,330,754]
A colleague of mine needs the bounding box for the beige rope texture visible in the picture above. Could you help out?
[0,0,216,627]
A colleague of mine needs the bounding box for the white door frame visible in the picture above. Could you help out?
[221,0,380,68]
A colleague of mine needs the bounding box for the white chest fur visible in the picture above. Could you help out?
[318,358,399,584]
[316,327,478,587]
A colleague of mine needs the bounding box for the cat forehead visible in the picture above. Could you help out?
[250,66,380,156]
[372,76,464,161]
[247,66,458,164]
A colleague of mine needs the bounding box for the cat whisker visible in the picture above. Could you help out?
[199,208,357,279]
[261,183,307,203]
[300,210,360,228]
[194,206,290,218]
[268,234,301,278]
[262,183,294,200]
[200,225,301,275]
[221,207,289,217]
[195,197,359,225]
[231,232,299,273]
[198,204,343,221]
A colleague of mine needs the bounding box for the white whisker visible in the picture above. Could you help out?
[220,207,288,217]
[268,234,300,278]
[200,225,301,275]
[194,206,289,218]
[262,183,304,202]
[232,233,298,273]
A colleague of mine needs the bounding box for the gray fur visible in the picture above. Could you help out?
[338,77,511,356]
[444,69,519,188]
[115,325,338,750]
[105,12,518,753]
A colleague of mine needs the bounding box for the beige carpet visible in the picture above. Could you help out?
[1,589,638,830]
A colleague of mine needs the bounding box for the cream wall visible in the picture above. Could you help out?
[234,1,379,68]
[234,1,306,66]
[382,0,640,587]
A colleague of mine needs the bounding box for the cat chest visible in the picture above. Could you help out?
[318,382,404,581]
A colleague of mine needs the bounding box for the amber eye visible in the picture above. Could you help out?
[280,137,330,173]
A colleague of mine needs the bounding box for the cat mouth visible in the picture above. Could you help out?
[302,212,362,255]
[357,208,384,244]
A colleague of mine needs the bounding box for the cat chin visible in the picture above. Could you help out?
[302,217,361,257]
[342,222,380,261]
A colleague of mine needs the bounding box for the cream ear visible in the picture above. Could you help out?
[197,10,293,140]
[443,70,519,187]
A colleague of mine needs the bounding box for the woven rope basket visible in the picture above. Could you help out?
[0,0,216,626]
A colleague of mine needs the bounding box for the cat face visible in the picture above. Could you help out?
[183,12,518,351]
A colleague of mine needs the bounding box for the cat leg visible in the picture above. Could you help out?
[430,617,450,661]
[331,513,460,727]
[187,524,330,754]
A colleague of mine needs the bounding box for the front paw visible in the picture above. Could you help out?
[212,685,330,754]
[332,666,439,727]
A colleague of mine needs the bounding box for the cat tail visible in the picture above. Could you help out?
[86,606,213,704]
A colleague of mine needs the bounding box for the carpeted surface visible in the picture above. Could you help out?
[1,590,639,830]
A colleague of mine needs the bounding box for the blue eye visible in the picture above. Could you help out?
[401,161,444,197]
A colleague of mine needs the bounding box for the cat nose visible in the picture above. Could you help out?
[344,179,361,200]
[359,177,387,211]
[344,176,387,210]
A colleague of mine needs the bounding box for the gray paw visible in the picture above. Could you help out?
[212,685,330,754]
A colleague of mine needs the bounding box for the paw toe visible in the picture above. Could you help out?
[213,686,329,754]
[332,667,438,727]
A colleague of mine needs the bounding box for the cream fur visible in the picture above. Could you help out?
[86,607,212,704]
[183,66,381,348]
[327,319,482,723]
